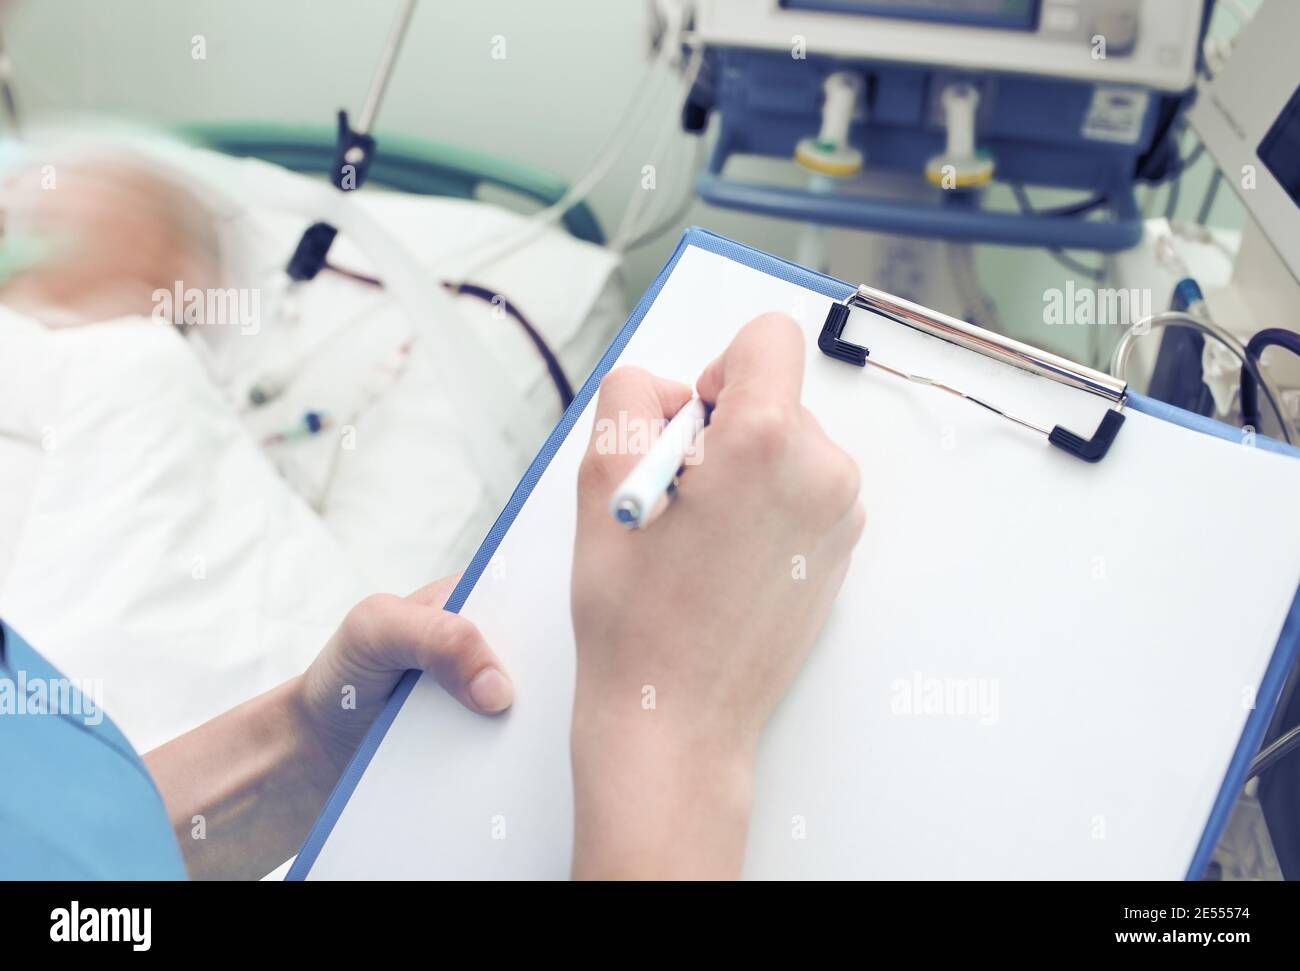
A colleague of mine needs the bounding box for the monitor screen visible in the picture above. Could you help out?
[1259,84,1300,213]
[779,0,1039,30]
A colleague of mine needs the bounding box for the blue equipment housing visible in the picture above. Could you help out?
[684,44,1206,251]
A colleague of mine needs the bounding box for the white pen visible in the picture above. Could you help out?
[609,396,710,529]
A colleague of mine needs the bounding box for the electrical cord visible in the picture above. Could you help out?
[1163,176,1180,222]
[1197,169,1223,226]
[610,42,705,253]
[1010,184,1109,221]
[1040,194,1110,219]
[1248,724,1300,783]
[1111,310,1296,445]
[1240,329,1300,435]
[1047,250,1106,283]
[1010,185,1107,282]
[1163,139,1204,222]
[323,261,574,409]
[448,281,574,408]
[446,27,682,281]
[623,126,705,252]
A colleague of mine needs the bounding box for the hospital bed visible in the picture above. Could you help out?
[0,123,627,754]
[179,121,606,246]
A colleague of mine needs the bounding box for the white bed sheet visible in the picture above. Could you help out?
[0,142,626,751]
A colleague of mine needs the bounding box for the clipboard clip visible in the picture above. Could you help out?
[820,284,1129,464]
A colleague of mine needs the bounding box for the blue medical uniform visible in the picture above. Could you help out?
[0,622,186,879]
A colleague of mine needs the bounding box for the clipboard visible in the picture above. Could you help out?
[288,228,1300,880]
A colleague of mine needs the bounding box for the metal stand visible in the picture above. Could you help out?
[285,0,419,282]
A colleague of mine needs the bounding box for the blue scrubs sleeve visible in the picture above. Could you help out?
[0,622,186,880]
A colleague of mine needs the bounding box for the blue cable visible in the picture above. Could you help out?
[1241,329,1300,432]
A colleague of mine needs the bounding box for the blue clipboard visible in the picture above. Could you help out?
[288,227,1300,881]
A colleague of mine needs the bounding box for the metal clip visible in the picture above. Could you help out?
[820,284,1128,463]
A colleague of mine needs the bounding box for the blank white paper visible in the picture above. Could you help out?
[308,245,1300,879]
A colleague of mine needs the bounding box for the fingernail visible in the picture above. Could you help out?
[468,667,514,713]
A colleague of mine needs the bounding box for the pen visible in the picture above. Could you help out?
[609,396,710,529]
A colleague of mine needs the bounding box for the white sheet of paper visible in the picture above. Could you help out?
[307,245,1300,879]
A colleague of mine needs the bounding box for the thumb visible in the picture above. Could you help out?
[356,594,514,716]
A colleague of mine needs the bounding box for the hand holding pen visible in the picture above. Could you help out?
[570,312,866,879]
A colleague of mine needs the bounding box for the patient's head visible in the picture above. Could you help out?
[0,151,222,327]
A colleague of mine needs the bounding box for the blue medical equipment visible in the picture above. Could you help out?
[680,0,1215,250]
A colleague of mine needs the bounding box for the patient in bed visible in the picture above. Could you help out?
[0,152,222,329]
[0,145,493,598]
[0,137,622,755]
